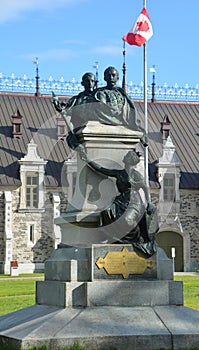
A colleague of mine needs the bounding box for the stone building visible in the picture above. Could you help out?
[0,92,198,273]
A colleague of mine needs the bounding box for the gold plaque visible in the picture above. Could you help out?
[95,247,155,279]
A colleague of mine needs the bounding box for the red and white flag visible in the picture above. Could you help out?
[123,8,153,46]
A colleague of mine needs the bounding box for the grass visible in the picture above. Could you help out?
[175,275,199,310]
[0,279,37,315]
[0,279,37,296]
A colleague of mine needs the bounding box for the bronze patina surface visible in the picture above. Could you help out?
[96,247,155,279]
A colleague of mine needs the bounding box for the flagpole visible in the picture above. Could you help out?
[143,0,149,190]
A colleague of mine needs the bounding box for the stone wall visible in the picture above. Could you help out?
[180,190,199,270]
[11,189,54,264]
[151,188,199,271]
[0,185,198,272]
[0,192,5,268]
[60,191,68,214]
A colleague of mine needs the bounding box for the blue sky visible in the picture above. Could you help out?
[0,0,198,88]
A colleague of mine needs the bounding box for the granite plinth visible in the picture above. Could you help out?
[37,244,178,308]
[36,280,183,308]
[44,247,92,282]
[43,244,173,283]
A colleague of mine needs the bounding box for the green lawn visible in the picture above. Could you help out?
[0,279,37,296]
[0,275,198,316]
[0,279,37,315]
[175,275,199,310]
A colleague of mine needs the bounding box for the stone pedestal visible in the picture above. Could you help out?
[55,121,143,247]
[36,244,182,308]
[44,121,172,308]
[1,241,199,350]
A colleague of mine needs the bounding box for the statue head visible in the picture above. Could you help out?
[81,72,95,92]
[123,150,140,166]
[104,66,119,88]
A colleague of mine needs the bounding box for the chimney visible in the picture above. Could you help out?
[161,115,171,143]
[12,109,23,139]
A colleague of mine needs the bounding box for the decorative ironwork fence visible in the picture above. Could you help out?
[0,73,198,101]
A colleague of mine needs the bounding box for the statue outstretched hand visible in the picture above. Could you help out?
[52,91,67,113]
[52,91,63,112]
[147,201,154,215]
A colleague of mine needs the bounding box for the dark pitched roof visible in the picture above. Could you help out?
[0,93,71,187]
[0,92,198,189]
[135,100,199,189]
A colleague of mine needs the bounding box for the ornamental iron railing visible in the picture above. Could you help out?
[0,73,198,101]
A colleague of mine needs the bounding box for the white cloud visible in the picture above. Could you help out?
[0,0,88,23]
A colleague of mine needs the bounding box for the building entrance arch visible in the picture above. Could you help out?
[156,231,183,272]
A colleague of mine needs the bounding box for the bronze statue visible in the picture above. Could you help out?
[79,147,156,257]
[52,67,147,149]
[53,72,95,113]
[52,72,96,149]
[93,66,140,130]
[52,68,155,255]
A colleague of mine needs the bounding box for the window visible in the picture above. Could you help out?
[15,124,21,133]
[59,125,65,135]
[26,173,39,208]
[27,223,37,246]
[164,130,170,140]
[29,224,34,243]
[163,174,175,201]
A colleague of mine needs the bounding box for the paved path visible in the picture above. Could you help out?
[0,276,44,281]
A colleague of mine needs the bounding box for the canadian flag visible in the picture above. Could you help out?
[123,8,153,46]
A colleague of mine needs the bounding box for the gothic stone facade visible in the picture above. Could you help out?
[0,94,198,273]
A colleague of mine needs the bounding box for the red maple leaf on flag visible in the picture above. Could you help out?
[136,20,150,32]
[123,8,153,46]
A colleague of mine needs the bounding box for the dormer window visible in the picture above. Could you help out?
[59,125,66,136]
[157,136,182,217]
[12,109,23,139]
[163,174,175,201]
[26,172,39,208]
[18,142,47,212]
[161,115,171,144]
[56,115,66,140]
[14,124,21,133]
